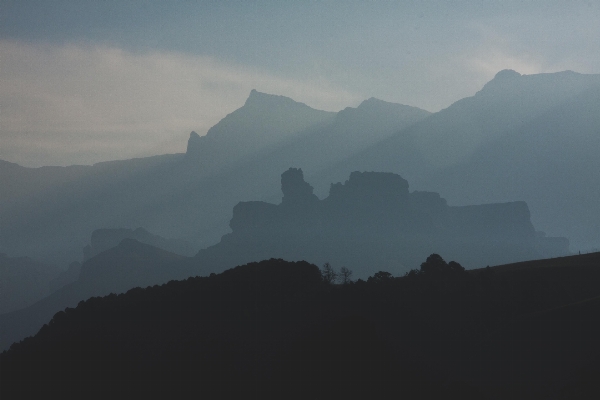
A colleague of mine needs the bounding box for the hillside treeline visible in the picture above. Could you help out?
[2,255,600,399]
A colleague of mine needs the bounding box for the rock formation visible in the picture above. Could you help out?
[197,169,570,278]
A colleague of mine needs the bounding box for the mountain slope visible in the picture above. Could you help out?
[0,92,429,266]
[4,256,600,399]
[185,89,336,173]
[0,239,188,352]
[315,70,600,250]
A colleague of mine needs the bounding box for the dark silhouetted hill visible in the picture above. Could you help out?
[4,255,600,399]
[196,168,568,278]
[0,258,471,399]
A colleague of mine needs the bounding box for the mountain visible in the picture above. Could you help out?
[195,168,568,278]
[0,228,185,301]
[242,97,431,197]
[0,91,429,266]
[0,153,185,265]
[0,239,188,352]
[0,253,61,314]
[3,71,600,268]
[314,70,600,251]
[185,89,336,173]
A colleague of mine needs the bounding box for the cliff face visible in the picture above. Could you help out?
[198,169,569,277]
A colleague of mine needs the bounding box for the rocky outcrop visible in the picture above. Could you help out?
[198,169,569,278]
[281,168,319,207]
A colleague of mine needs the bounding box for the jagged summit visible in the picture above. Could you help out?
[185,91,335,167]
[328,171,409,205]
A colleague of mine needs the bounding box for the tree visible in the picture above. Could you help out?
[339,267,353,284]
[419,254,447,275]
[321,262,338,284]
[448,261,465,274]
[367,271,393,284]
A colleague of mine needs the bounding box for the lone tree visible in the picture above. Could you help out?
[339,267,353,284]
[367,271,394,284]
[321,262,338,284]
[419,254,465,276]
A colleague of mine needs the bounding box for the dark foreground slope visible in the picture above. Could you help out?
[0,239,189,352]
[0,259,442,400]
[4,255,600,399]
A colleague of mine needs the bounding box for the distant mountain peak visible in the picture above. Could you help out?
[478,69,600,97]
[337,97,430,121]
[477,69,523,95]
[357,97,392,108]
[244,89,308,109]
[494,69,522,80]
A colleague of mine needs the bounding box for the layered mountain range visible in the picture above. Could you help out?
[0,168,567,351]
[1,69,599,267]
[2,69,600,399]
[0,90,430,266]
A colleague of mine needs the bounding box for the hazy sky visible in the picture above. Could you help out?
[2,1,600,167]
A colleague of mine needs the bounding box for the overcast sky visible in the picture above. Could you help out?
[2,1,600,167]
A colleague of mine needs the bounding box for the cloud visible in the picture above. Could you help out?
[468,49,544,77]
[0,40,361,167]
[462,14,600,85]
